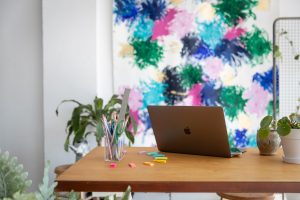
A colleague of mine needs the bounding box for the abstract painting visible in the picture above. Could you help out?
[113,0,274,147]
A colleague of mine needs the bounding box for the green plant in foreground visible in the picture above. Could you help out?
[258,114,300,139]
[56,95,137,151]
[35,161,57,200]
[0,150,32,199]
[104,186,131,200]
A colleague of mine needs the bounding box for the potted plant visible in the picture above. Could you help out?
[258,111,300,163]
[56,95,137,160]
[256,116,281,155]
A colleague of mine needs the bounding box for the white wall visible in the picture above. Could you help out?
[0,0,44,191]
[43,0,98,181]
[279,0,300,17]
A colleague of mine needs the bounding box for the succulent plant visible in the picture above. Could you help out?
[0,150,32,199]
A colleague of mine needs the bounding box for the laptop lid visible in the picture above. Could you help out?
[148,106,231,158]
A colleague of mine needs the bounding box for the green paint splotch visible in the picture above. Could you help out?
[131,37,163,69]
[241,26,272,65]
[180,64,203,89]
[220,86,247,120]
[214,0,258,26]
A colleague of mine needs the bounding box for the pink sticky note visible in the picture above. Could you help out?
[128,163,136,168]
[109,163,117,168]
[138,151,147,154]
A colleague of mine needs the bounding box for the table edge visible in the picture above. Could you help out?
[55,180,300,193]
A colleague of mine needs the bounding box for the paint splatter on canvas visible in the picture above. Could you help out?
[113,0,273,147]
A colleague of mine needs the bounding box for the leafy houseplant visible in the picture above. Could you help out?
[258,110,300,163]
[56,95,137,152]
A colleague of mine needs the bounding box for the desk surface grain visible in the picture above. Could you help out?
[56,147,300,192]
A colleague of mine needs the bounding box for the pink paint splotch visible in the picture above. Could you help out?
[128,88,143,111]
[243,83,270,117]
[152,9,177,40]
[183,83,203,106]
[224,27,246,40]
[202,57,224,80]
[169,10,194,38]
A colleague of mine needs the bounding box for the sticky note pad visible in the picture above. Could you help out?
[147,152,159,156]
[152,154,165,157]
[128,163,136,168]
[109,163,117,168]
[138,151,147,154]
[143,162,154,167]
[153,160,167,164]
[153,157,168,160]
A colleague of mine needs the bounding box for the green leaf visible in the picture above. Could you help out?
[73,120,89,144]
[68,190,80,200]
[116,119,125,137]
[64,134,71,152]
[94,97,103,111]
[257,127,270,139]
[277,123,291,136]
[121,186,132,200]
[129,114,138,134]
[273,45,282,58]
[35,161,57,200]
[55,99,82,116]
[294,54,300,60]
[95,123,104,146]
[103,95,122,111]
[260,116,273,128]
[125,130,135,144]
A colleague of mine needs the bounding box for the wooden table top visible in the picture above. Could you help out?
[56,147,300,192]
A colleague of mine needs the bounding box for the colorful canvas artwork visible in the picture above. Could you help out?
[113,0,275,147]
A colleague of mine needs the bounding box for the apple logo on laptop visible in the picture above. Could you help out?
[184,126,191,135]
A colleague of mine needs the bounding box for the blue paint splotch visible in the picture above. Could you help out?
[140,80,166,109]
[234,129,249,148]
[181,34,200,56]
[201,82,221,106]
[140,110,152,132]
[141,0,167,21]
[215,39,250,66]
[133,17,154,40]
[197,20,225,49]
[193,41,213,60]
[253,67,278,94]
[162,66,186,105]
[181,34,213,60]
[114,0,139,23]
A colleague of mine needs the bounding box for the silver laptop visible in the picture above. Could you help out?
[148,106,243,158]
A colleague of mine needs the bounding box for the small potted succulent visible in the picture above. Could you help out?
[258,112,300,163]
[257,116,281,155]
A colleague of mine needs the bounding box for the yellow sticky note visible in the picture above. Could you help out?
[154,157,168,160]
[153,160,167,164]
[143,162,154,167]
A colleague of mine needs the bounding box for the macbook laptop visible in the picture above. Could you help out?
[148,106,243,158]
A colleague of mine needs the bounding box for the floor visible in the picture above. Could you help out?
[94,192,300,200]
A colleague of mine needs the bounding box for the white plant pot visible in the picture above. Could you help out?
[281,129,300,164]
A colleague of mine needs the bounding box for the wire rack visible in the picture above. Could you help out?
[273,17,300,119]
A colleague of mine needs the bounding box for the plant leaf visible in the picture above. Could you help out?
[129,113,138,134]
[294,54,300,60]
[103,95,122,111]
[95,122,104,146]
[277,123,291,136]
[94,97,103,111]
[260,116,273,128]
[125,130,135,144]
[73,120,89,144]
[257,127,270,139]
[121,186,132,200]
[55,99,82,116]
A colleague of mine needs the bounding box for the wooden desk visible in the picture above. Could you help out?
[56,147,300,193]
